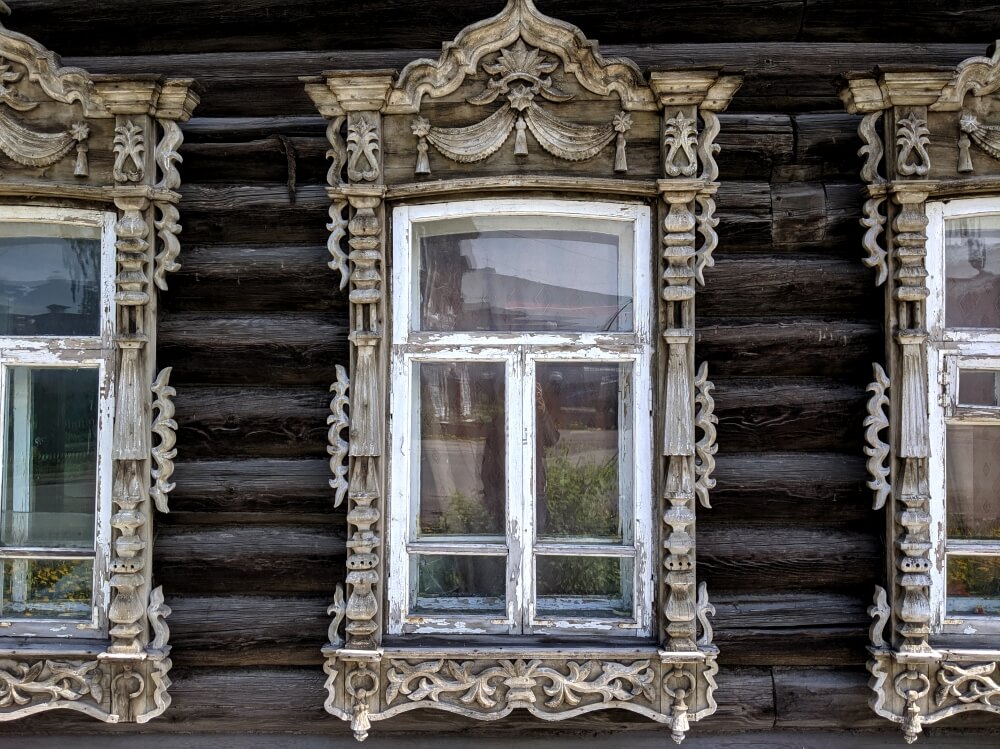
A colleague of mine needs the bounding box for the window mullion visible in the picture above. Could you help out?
[510,349,534,635]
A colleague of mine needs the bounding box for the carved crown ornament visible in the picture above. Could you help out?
[842,42,1000,742]
[0,4,198,723]
[305,0,740,742]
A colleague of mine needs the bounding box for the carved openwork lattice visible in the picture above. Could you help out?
[306,0,739,742]
[842,41,1000,742]
[0,7,197,723]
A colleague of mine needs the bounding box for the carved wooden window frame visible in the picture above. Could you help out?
[842,42,1000,743]
[306,0,740,742]
[0,8,197,723]
[387,197,656,638]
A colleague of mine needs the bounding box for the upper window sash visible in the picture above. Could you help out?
[391,199,653,349]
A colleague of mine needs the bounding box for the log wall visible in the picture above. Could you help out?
[1,0,999,744]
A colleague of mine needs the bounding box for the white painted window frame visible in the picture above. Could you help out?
[388,198,654,637]
[927,198,1000,635]
[0,206,115,638]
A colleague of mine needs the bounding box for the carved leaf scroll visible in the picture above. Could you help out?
[861,196,888,286]
[113,119,145,183]
[150,367,177,514]
[935,662,1000,708]
[328,364,350,508]
[865,363,891,510]
[0,660,102,708]
[694,362,717,509]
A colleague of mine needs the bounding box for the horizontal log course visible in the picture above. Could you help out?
[174,386,330,459]
[698,523,881,593]
[181,137,329,185]
[167,458,333,523]
[712,378,867,455]
[158,312,347,386]
[696,317,880,378]
[710,452,870,524]
[699,253,874,318]
[160,592,868,668]
[59,44,982,117]
[167,244,343,313]
[155,525,343,595]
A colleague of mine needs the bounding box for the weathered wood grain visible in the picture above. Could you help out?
[158,312,347,386]
[698,523,881,593]
[697,318,880,378]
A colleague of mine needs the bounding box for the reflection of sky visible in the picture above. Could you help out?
[945,219,1000,279]
[456,231,622,295]
[0,238,99,317]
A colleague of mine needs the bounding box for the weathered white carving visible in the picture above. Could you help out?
[864,363,891,511]
[861,195,888,285]
[328,584,346,649]
[0,111,89,172]
[697,110,721,182]
[154,119,183,190]
[328,365,350,508]
[896,112,930,177]
[347,113,380,182]
[694,194,718,286]
[695,582,715,648]
[0,660,102,710]
[935,662,1000,708]
[664,110,698,177]
[150,368,177,514]
[858,111,885,184]
[410,40,631,173]
[869,585,890,648]
[0,57,35,112]
[113,119,145,182]
[694,362,717,509]
[147,586,171,652]
[327,198,349,290]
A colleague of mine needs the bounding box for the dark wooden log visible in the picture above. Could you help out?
[14,3,994,57]
[698,523,881,593]
[791,113,866,182]
[696,317,880,379]
[179,184,329,246]
[155,525,343,595]
[772,667,886,730]
[174,386,330,459]
[699,254,875,318]
[710,452,870,524]
[57,45,983,117]
[166,595,328,667]
[158,312,347,386]
[181,137,329,185]
[716,114,793,182]
[183,115,328,142]
[712,378,867,455]
[167,244,342,314]
[167,457,333,524]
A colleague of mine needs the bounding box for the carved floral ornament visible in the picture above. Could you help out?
[0,6,198,724]
[305,0,740,743]
[841,42,1000,742]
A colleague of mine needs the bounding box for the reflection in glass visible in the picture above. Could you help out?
[945,215,1000,329]
[947,555,1000,617]
[0,558,92,619]
[415,361,505,537]
[0,223,101,336]
[416,215,633,333]
[412,554,506,613]
[2,368,98,549]
[535,362,628,542]
[536,555,631,618]
[959,370,1000,407]
[946,424,1000,540]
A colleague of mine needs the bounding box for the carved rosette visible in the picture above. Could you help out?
[307,0,739,742]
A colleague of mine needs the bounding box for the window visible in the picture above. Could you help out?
[0,208,114,636]
[0,16,197,723]
[927,200,1000,634]
[307,0,740,742]
[842,43,1000,742]
[388,200,653,636]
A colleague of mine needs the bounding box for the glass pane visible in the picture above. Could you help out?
[0,222,101,336]
[536,362,629,542]
[1,558,92,619]
[959,369,1000,407]
[947,556,1000,617]
[416,215,633,332]
[947,424,1000,540]
[536,555,632,618]
[415,362,505,537]
[2,368,98,549]
[945,215,1000,329]
[411,554,506,613]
